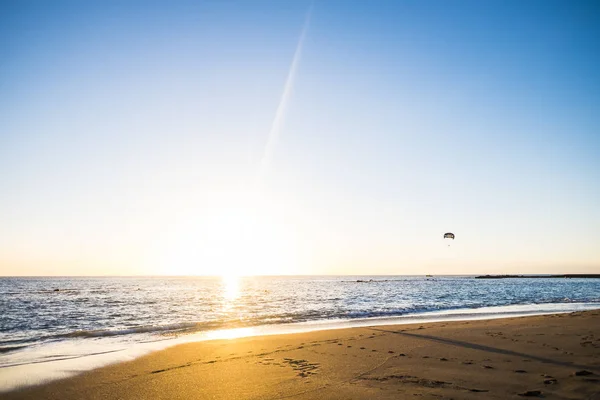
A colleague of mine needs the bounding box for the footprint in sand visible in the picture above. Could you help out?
[283,358,320,378]
[574,370,594,376]
[518,390,542,397]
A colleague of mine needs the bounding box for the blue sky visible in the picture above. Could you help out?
[1,0,599,275]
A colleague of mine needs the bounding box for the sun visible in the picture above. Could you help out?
[156,189,300,276]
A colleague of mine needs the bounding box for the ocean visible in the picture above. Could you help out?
[1,275,600,391]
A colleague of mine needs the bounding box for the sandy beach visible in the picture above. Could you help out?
[5,310,600,400]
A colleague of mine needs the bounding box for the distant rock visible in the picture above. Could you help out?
[476,274,600,279]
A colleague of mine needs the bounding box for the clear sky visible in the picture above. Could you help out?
[1,0,599,276]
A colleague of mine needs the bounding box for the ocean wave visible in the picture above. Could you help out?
[2,275,600,361]
[56,322,200,339]
[0,345,28,354]
[37,300,600,341]
[2,289,81,295]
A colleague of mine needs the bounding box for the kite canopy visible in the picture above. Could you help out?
[443,232,455,240]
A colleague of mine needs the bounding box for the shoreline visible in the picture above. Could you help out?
[2,301,600,393]
[3,310,600,399]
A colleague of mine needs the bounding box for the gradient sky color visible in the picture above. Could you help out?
[1,0,599,276]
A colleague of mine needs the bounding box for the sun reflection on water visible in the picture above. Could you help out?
[221,274,241,302]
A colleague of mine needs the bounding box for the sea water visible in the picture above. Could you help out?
[1,275,599,391]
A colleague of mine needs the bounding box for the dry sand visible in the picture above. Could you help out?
[5,311,600,399]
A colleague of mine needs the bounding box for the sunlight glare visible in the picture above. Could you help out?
[156,189,300,276]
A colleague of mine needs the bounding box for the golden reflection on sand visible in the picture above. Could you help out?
[203,326,256,340]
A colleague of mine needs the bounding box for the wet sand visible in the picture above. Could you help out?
[5,311,600,399]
